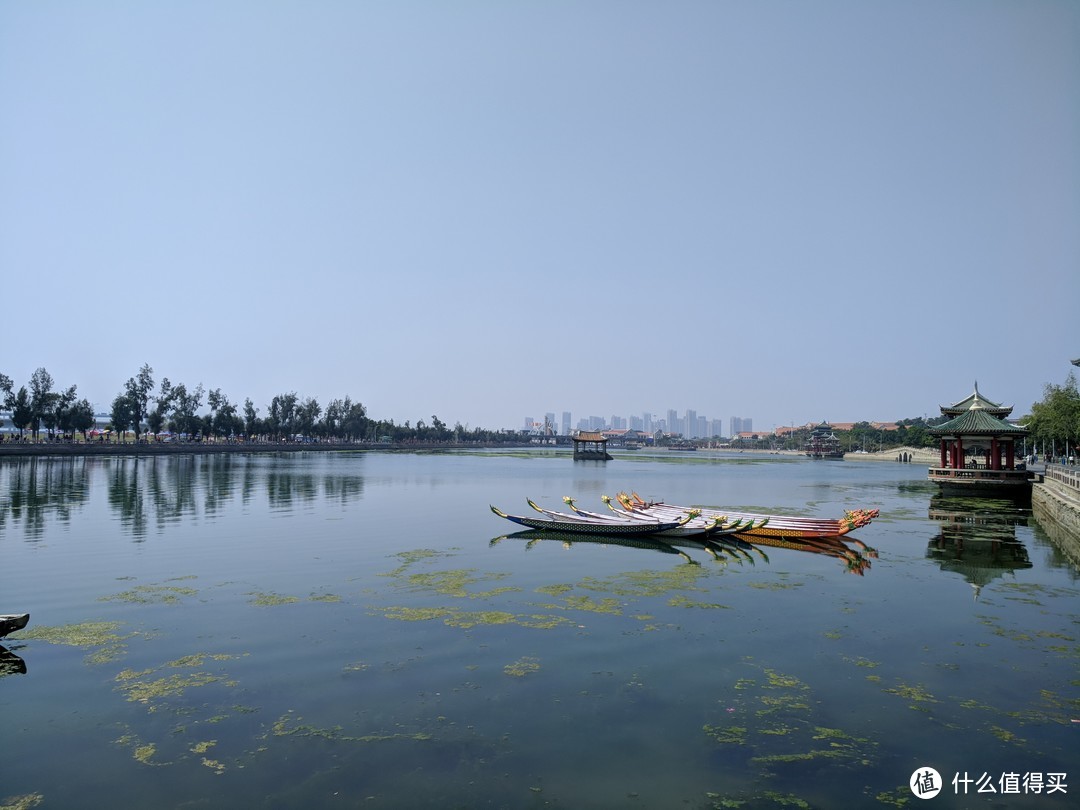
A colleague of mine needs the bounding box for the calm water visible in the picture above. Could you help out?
[1,450,1077,809]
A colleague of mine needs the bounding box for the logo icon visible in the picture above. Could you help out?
[910,767,943,799]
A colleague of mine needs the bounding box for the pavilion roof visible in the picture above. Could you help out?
[574,431,608,442]
[940,382,1012,417]
[928,407,1027,437]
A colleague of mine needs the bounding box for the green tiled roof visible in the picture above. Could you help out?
[928,407,1027,436]
[940,382,1012,417]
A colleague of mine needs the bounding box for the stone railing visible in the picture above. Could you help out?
[1044,463,1080,494]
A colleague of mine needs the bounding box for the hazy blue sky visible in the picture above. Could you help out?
[2,1,1077,432]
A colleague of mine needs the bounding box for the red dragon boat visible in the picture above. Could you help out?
[614,492,878,540]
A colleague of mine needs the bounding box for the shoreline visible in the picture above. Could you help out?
[0,441,941,462]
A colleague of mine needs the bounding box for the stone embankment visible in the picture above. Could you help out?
[1032,465,1080,566]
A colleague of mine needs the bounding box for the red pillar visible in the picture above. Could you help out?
[957,437,964,468]
[1006,441,1015,470]
[990,437,999,470]
[940,439,948,467]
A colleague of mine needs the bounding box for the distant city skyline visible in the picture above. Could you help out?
[525,409,741,438]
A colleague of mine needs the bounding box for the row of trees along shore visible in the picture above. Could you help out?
[3,365,1078,451]
[0,365,510,444]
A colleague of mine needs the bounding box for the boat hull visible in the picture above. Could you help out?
[0,613,30,638]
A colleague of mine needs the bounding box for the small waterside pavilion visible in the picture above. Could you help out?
[927,383,1031,493]
[573,431,612,461]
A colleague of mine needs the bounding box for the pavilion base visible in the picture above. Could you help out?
[929,467,1033,499]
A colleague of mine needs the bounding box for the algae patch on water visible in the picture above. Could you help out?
[115,652,241,706]
[704,660,875,790]
[247,590,300,606]
[504,656,541,677]
[268,712,433,744]
[100,583,198,605]
[17,621,136,665]
[0,795,44,810]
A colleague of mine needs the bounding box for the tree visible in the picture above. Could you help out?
[10,386,33,436]
[295,397,321,438]
[147,377,174,435]
[1024,372,1080,458]
[168,382,205,437]
[124,364,155,439]
[242,398,260,438]
[51,385,78,436]
[0,373,12,409]
[69,398,96,440]
[268,392,298,439]
[110,394,135,441]
[29,367,56,439]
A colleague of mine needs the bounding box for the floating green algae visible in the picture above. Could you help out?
[704,661,876,794]
[504,656,541,677]
[401,568,518,599]
[705,790,811,808]
[309,592,342,602]
[0,794,44,810]
[115,653,240,705]
[383,548,454,577]
[17,621,134,665]
[577,565,711,598]
[536,583,573,597]
[100,583,198,605]
[268,712,432,743]
[115,733,168,766]
[248,591,300,606]
[883,681,938,711]
[668,595,732,609]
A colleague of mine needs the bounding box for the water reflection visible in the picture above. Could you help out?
[0,457,92,540]
[0,455,366,541]
[0,645,27,676]
[927,494,1033,597]
[492,527,877,573]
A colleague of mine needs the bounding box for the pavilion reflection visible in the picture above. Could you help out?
[491,528,877,573]
[927,493,1033,598]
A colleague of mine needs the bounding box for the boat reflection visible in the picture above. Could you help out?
[491,529,877,574]
[0,645,27,676]
[927,494,1033,598]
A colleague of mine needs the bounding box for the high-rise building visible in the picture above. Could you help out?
[545,413,556,435]
[643,412,653,434]
[730,416,753,436]
[561,412,571,435]
[667,409,679,436]
[685,410,697,439]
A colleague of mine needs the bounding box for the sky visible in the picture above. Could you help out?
[2,0,1077,432]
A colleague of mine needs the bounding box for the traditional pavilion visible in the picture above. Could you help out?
[927,383,1031,493]
[805,422,844,459]
[572,431,612,461]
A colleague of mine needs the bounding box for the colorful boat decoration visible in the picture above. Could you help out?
[556,496,757,538]
[614,492,878,540]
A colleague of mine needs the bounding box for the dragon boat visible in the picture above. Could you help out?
[490,502,694,537]
[544,496,758,538]
[614,492,879,540]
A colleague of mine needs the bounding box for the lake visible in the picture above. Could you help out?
[1,450,1076,809]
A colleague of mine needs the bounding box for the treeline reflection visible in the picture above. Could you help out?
[0,455,365,541]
